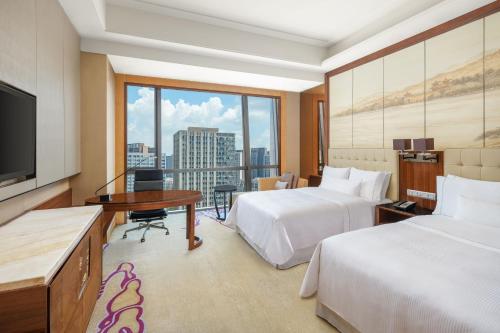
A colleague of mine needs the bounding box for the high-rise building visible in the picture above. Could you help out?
[173,127,239,207]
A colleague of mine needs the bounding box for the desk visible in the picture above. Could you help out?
[85,190,203,250]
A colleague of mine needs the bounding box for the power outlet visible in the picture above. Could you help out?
[406,189,436,201]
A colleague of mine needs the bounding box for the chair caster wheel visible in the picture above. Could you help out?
[141,238,145,243]
[123,234,127,239]
[165,231,169,235]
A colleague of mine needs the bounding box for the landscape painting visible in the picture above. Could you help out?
[425,20,484,149]
[329,70,353,148]
[485,11,500,147]
[352,59,383,148]
[383,43,425,148]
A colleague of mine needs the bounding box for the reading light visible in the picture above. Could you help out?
[392,139,415,160]
[413,138,438,163]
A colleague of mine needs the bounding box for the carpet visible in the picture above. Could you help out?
[86,212,336,333]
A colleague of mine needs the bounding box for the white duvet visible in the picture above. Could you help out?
[300,215,500,333]
[224,187,376,268]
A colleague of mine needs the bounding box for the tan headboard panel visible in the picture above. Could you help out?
[444,149,500,181]
[328,148,399,201]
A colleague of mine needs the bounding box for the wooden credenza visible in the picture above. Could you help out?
[0,206,103,333]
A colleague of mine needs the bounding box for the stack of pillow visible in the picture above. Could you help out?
[433,175,500,226]
[319,166,391,202]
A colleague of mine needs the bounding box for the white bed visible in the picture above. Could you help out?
[225,187,388,269]
[300,148,500,333]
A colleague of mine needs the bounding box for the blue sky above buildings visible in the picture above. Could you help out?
[127,85,276,156]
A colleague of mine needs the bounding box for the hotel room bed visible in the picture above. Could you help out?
[300,214,500,333]
[300,148,500,333]
[225,187,389,269]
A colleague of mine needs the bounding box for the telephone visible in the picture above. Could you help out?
[392,200,416,211]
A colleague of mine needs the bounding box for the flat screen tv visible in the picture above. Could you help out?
[0,82,36,185]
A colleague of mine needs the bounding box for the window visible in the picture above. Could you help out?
[126,85,280,208]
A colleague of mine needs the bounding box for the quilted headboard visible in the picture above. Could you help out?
[328,148,399,201]
[444,149,500,181]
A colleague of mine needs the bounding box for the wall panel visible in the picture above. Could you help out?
[0,0,36,94]
[383,43,425,148]
[64,15,81,176]
[485,11,500,147]
[352,59,383,148]
[425,20,484,149]
[329,70,353,148]
[36,0,66,186]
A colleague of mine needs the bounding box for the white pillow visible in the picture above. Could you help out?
[433,176,446,215]
[379,172,391,200]
[455,195,500,227]
[320,178,361,196]
[348,168,386,201]
[441,175,500,217]
[274,181,288,190]
[322,166,350,180]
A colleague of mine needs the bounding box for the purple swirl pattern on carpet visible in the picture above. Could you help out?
[97,262,145,333]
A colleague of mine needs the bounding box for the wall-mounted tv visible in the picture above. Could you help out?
[0,82,36,185]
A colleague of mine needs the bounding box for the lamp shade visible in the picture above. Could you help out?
[413,138,434,151]
[392,139,411,151]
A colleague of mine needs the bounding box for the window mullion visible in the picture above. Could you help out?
[242,95,251,191]
[155,87,162,169]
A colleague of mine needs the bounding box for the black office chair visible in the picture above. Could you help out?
[122,169,169,242]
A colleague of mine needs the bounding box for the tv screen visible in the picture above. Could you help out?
[0,82,36,184]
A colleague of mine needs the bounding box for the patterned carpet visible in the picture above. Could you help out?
[86,212,336,333]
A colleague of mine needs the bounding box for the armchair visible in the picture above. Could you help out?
[257,176,308,191]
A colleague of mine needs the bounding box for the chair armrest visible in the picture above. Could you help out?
[297,178,309,188]
[257,177,280,191]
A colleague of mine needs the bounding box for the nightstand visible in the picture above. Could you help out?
[375,203,433,225]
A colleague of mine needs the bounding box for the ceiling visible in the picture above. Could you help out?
[111,0,445,45]
[59,0,495,92]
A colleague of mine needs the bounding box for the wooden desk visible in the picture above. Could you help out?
[85,190,203,250]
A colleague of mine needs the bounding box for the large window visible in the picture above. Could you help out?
[126,85,280,208]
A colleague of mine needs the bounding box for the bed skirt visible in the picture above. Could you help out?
[316,303,360,333]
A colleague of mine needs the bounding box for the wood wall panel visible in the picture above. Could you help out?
[398,152,444,209]
[300,90,325,178]
[352,59,383,148]
[425,20,484,149]
[34,189,72,210]
[329,71,353,148]
[383,43,425,148]
[485,11,500,147]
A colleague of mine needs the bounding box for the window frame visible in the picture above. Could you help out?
[124,83,281,195]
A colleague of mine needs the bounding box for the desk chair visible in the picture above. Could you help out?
[122,169,169,242]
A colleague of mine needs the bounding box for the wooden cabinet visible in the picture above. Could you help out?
[0,214,102,333]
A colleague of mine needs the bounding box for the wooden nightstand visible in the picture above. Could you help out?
[375,203,433,225]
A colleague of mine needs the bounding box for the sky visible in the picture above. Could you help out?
[127,86,276,156]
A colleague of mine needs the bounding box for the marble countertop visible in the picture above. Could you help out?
[0,205,103,292]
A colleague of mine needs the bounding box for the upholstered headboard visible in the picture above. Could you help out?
[444,149,500,181]
[328,148,399,201]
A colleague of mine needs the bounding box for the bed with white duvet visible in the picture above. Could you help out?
[225,167,391,269]
[300,175,500,333]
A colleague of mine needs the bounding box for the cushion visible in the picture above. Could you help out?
[440,175,500,217]
[433,176,446,215]
[279,172,294,189]
[320,178,361,196]
[455,195,500,227]
[274,181,288,190]
[322,166,350,180]
[348,168,386,201]
[380,172,391,201]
